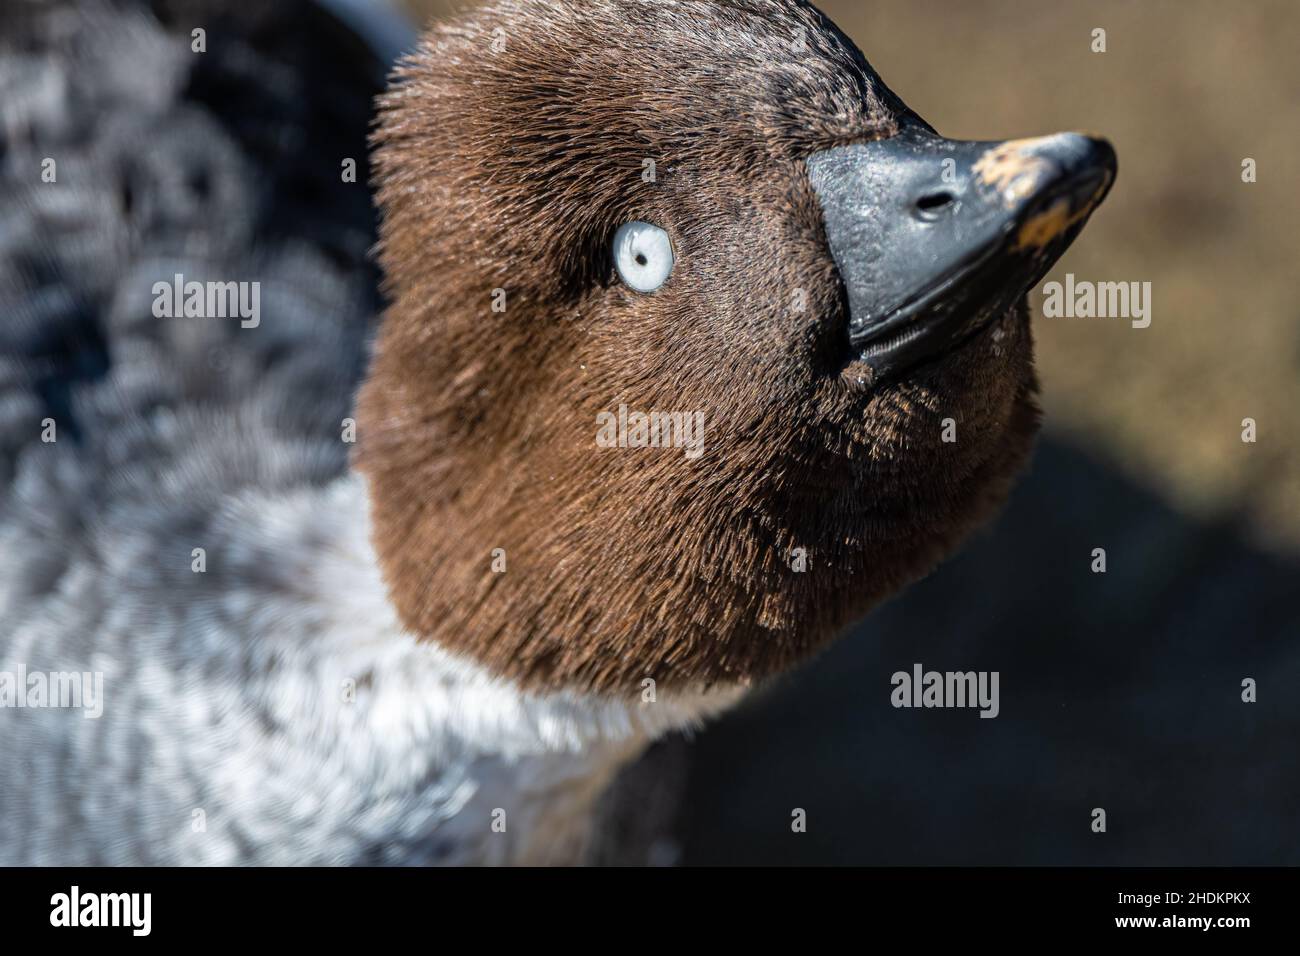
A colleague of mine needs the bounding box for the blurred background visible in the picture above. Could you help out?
[408,0,1300,864]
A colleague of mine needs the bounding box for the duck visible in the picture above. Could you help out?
[0,0,1115,865]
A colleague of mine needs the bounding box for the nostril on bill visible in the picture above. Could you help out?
[915,190,956,218]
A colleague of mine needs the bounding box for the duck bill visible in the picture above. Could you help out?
[807,125,1117,381]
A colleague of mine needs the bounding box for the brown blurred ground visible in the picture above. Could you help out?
[407,0,1300,550]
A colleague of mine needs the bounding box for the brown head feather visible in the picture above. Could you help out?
[356,0,1040,694]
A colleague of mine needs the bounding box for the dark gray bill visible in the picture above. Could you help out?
[807,125,1116,380]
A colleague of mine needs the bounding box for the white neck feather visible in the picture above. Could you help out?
[297,474,747,760]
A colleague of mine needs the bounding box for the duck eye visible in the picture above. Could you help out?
[613,221,674,293]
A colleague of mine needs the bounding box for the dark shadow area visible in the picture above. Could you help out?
[679,434,1300,865]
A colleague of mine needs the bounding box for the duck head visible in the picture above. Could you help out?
[357,0,1115,695]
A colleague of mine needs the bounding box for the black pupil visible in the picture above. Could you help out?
[635,253,647,266]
